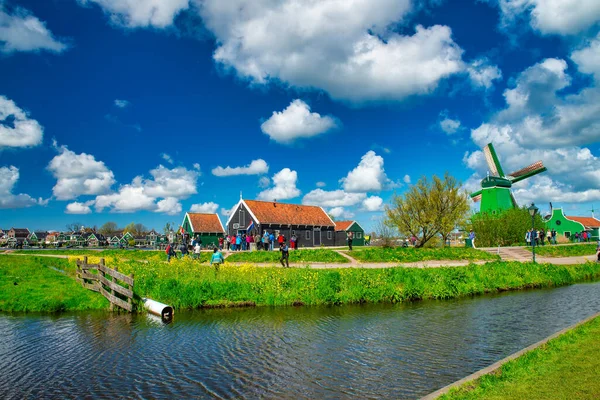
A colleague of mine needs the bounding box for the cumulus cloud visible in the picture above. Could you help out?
[94,164,199,213]
[340,151,390,192]
[47,144,115,200]
[78,0,191,28]
[0,4,68,54]
[198,1,476,103]
[212,159,269,177]
[328,207,354,219]
[465,47,600,206]
[114,99,130,108]
[0,166,40,209]
[258,176,270,188]
[362,196,384,211]
[66,201,94,214]
[403,174,412,184]
[260,100,338,144]
[302,189,366,208]
[467,58,502,89]
[0,95,43,149]
[497,0,600,35]
[190,201,219,213]
[440,117,461,134]
[256,168,301,201]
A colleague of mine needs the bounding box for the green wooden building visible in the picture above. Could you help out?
[334,220,366,246]
[181,212,226,247]
[544,208,600,241]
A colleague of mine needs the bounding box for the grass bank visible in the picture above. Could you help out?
[11,249,212,263]
[225,249,349,263]
[438,314,600,400]
[347,247,499,263]
[0,255,108,312]
[66,256,600,310]
[525,243,598,257]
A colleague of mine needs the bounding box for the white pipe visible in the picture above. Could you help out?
[143,298,174,320]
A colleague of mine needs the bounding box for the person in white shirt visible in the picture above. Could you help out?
[194,242,201,260]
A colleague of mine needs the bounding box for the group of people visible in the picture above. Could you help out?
[222,231,298,252]
[526,229,557,246]
[573,231,592,242]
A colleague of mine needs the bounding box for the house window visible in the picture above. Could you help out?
[327,231,332,240]
[291,230,296,236]
[306,230,311,240]
[356,232,362,239]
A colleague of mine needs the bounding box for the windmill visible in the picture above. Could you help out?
[470,143,547,214]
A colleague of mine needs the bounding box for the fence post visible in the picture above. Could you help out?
[99,258,111,311]
[128,273,134,310]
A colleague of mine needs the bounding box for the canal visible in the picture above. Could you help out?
[2,282,600,399]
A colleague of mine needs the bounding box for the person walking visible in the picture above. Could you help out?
[277,232,285,247]
[194,241,201,260]
[525,230,531,246]
[166,242,176,262]
[539,229,545,246]
[468,229,476,249]
[290,234,297,250]
[269,231,275,251]
[180,242,189,258]
[210,248,225,271]
[279,241,290,268]
[263,231,270,251]
[347,231,354,251]
[218,236,224,250]
[236,233,242,251]
[226,235,231,251]
[551,229,557,244]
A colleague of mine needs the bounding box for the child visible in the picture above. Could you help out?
[210,248,225,271]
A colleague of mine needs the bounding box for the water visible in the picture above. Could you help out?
[2,282,600,399]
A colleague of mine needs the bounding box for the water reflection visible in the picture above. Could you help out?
[1,282,600,399]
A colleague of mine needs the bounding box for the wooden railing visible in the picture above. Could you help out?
[76,257,135,312]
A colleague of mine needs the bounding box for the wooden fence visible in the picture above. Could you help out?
[76,256,135,312]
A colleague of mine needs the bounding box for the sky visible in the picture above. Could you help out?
[1,0,600,233]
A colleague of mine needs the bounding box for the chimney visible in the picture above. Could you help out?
[273,199,277,207]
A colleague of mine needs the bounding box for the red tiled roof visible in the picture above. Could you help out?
[335,221,354,231]
[566,216,600,228]
[244,200,334,226]
[188,213,225,233]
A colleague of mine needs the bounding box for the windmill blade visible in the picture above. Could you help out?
[483,143,505,177]
[510,191,518,208]
[470,190,482,202]
[508,161,547,184]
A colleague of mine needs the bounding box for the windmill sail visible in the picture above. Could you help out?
[508,161,547,184]
[510,191,518,208]
[483,143,505,177]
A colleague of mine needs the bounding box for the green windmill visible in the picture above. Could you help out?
[470,143,547,214]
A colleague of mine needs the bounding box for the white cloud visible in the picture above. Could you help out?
[467,58,502,89]
[114,99,130,108]
[221,206,234,217]
[260,99,338,143]
[257,168,301,201]
[302,189,366,208]
[94,164,199,213]
[571,33,600,81]
[0,166,39,209]
[190,201,219,213]
[0,5,68,54]
[78,0,190,28]
[199,1,474,103]
[440,117,461,134]
[0,95,43,149]
[212,159,269,177]
[340,151,390,192]
[161,153,174,164]
[498,0,600,35]
[66,201,94,214]
[328,206,345,219]
[465,48,600,206]
[316,181,326,188]
[403,174,412,184]
[193,163,200,171]
[258,176,270,188]
[155,197,182,215]
[362,196,384,211]
[47,144,115,200]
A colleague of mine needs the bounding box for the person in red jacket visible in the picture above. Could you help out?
[277,232,285,246]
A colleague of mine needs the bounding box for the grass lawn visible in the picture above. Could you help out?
[439,314,600,400]
[0,255,108,312]
[346,247,500,263]
[524,244,598,257]
[11,248,212,263]
[224,249,349,263]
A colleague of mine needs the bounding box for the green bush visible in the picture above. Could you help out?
[469,207,546,247]
[347,247,499,263]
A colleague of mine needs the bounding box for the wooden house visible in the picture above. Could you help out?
[85,233,106,247]
[545,208,600,240]
[8,228,30,247]
[225,199,335,247]
[334,221,366,246]
[28,231,49,246]
[181,212,226,247]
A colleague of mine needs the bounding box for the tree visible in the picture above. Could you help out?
[163,222,174,235]
[65,222,82,232]
[134,223,147,235]
[374,217,397,248]
[385,173,469,248]
[469,207,546,247]
[99,222,118,236]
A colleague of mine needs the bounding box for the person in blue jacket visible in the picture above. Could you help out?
[210,248,225,271]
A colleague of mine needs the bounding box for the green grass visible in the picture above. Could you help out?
[439,315,600,400]
[224,249,349,263]
[87,256,600,310]
[0,255,108,312]
[347,247,500,263]
[10,248,213,263]
[524,244,598,257]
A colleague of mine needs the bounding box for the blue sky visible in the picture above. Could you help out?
[1,0,600,232]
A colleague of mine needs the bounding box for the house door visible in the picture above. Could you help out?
[313,227,321,246]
